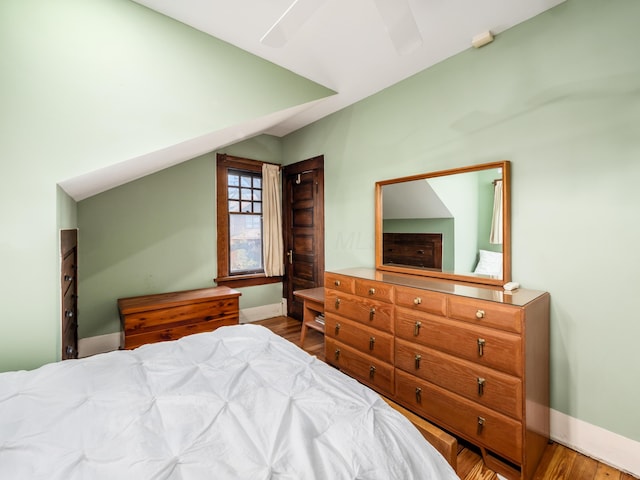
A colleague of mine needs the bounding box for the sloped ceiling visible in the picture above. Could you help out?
[61,0,565,200]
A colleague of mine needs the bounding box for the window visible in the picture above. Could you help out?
[215,154,281,287]
[227,168,263,274]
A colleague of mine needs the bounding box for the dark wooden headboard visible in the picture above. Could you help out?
[382,233,443,269]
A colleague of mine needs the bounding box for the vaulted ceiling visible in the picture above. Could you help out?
[131,0,565,136]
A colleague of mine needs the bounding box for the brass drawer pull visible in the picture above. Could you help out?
[477,338,486,356]
[414,354,422,370]
[335,298,341,309]
[369,365,376,380]
[476,309,485,319]
[414,321,422,336]
[335,323,341,335]
[413,297,422,305]
[415,387,422,403]
[334,349,340,361]
[334,280,341,287]
[369,308,375,321]
[477,416,486,434]
[368,288,376,295]
[369,336,376,350]
[477,377,486,396]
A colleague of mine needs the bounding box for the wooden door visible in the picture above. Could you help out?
[283,156,324,320]
[61,229,78,359]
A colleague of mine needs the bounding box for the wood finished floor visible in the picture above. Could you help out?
[256,316,637,480]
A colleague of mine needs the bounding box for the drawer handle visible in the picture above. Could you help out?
[334,349,340,361]
[369,308,376,321]
[65,310,74,318]
[335,298,341,309]
[477,416,486,434]
[64,275,73,282]
[415,387,422,403]
[334,280,341,287]
[368,288,376,295]
[477,377,486,396]
[369,336,376,350]
[413,297,422,305]
[335,323,341,335]
[477,338,486,356]
[369,365,376,380]
[414,354,421,370]
[414,321,422,336]
[476,309,485,319]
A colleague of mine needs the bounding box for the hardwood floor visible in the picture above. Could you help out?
[256,316,637,480]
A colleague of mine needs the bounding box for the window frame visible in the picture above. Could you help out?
[215,154,282,288]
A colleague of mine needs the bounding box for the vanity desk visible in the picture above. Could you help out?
[324,267,549,480]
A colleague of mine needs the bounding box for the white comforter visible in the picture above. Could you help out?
[0,324,458,479]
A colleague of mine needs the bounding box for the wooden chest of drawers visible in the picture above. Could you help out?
[325,268,549,480]
[118,286,241,349]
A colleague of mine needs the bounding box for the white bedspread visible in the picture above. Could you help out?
[0,324,458,479]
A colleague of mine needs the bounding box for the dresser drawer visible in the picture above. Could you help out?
[325,313,393,363]
[395,285,446,316]
[354,279,394,303]
[326,338,394,397]
[325,290,393,333]
[396,309,522,376]
[395,338,522,419]
[448,296,522,334]
[325,273,355,294]
[396,370,522,463]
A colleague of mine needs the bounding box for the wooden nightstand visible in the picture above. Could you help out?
[293,287,325,347]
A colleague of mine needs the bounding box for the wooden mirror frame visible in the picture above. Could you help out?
[375,161,511,287]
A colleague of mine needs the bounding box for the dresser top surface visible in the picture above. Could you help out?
[329,268,546,307]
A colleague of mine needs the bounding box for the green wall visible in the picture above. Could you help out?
[281,0,640,442]
[0,0,331,370]
[77,135,285,338]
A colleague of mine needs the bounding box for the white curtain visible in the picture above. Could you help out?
[490,180,503,244]
[262,164,284,276]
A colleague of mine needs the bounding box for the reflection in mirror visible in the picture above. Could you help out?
[375,161,510,287]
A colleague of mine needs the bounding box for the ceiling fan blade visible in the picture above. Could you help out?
[373,0,423,55]
[261,0,327,48]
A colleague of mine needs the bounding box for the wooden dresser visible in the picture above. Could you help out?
[118,286,241,349]
[325,268,549,480]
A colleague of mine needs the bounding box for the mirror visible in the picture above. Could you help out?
[375,161,510,286]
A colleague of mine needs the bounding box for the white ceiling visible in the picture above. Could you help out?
[131,0,565,136]
[61,0,565,200]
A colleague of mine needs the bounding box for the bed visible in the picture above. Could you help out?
[0,324,459,479]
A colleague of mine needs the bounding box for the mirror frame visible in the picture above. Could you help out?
[375,160,511,287]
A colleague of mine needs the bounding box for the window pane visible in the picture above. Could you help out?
[253,177,262,189]
[240,175,252,188]
[228,200,240,212]
[229,213,263,273]
[253,190,262,201]
[254,202,262,214]
[228,187,240,200]
[241,201,252,213]
[228,173,239,187]
[241,188,252,201]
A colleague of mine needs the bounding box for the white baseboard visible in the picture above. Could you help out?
[78,302,287,357]
[78,332,121,358]
[550,409,640,477]
[239,301,286,324]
